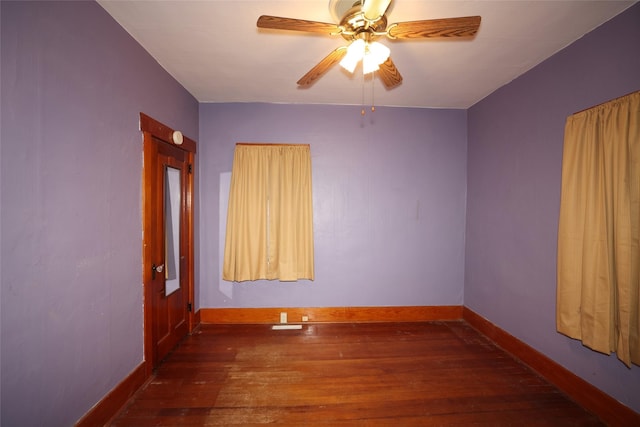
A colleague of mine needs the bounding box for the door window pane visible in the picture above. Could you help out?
[165,166,181,295]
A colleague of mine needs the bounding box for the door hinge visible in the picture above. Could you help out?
[187,302,193,312]
[188,164,192,174]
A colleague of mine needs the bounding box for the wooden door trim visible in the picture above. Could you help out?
[140,113,197,153]
[141,113,196,373]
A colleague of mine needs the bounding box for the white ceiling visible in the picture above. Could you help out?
[98,0,636,109]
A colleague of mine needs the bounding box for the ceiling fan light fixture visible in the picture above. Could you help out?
[368,41,390,64]
[339,39,365,73]
[340,40,390,74]
[362,53,380,74]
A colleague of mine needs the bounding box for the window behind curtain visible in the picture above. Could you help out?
[556,91,639,367]
[223,144,314,282]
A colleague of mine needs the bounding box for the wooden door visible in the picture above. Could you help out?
[141,113,196,371]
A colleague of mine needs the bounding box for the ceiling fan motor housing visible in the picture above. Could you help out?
[339,5,387,42]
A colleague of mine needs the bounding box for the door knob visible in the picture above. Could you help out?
[151,263,164,279]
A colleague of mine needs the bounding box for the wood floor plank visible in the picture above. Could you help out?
[110,322,603,426]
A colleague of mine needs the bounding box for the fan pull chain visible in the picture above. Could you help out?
[361,69,377,116]
[361,66,366,116]
[371,72,376,113]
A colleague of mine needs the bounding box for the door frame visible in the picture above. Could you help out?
[140,112,196,373]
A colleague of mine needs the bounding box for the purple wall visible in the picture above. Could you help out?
[466,3,640,413]
[199,104,467,309]
[0,2,198,425]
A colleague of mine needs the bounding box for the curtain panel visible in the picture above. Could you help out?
[557,91,640,367]
[223,144,314,282]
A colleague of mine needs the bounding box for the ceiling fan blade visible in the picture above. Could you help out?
[362,0,393,21]
[297,47,348,87]
[387,16,481,39]
[257,15,342,35]
[377,57,403,89]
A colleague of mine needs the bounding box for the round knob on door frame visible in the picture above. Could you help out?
[172,130,184,145]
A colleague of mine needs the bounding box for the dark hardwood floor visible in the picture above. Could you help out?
[110,321,603,426]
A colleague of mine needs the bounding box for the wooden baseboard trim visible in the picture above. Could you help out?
[463,307,640,426]
[75,362,148,427]
[200,305,463,324]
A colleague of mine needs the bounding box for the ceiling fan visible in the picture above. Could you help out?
[257,0,481,89]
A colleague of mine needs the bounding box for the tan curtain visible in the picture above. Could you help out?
[557,91,640,367]
[223,144,314,282]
